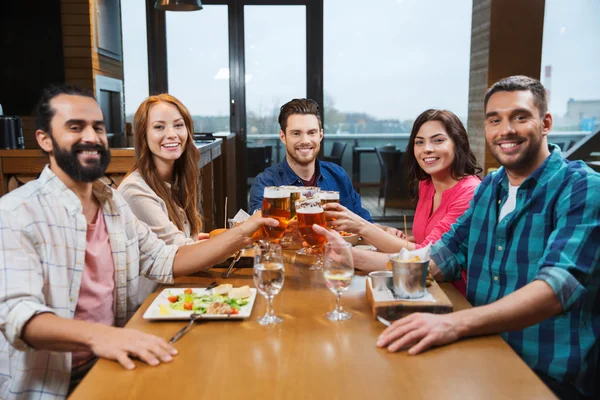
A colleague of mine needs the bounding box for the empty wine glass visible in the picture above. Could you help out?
[323,242,354,321]
[253,243,285,325]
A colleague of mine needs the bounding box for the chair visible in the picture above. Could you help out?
[375,147,407,216]
[246,146,273,187]
[324,141,348,166]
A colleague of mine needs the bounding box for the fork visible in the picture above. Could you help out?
[169,312,204,344]
[376,315,392,327]
[222,250,243,278]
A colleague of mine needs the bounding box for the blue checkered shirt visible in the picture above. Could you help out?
[432,145,600,397]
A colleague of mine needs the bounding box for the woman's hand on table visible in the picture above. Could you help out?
[89,325,178,370]
[322,203,368,234]
[376,313,463,355]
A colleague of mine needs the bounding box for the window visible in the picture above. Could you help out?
[541,0,600,134]
[121,0,149,123]
[166,5,231,132]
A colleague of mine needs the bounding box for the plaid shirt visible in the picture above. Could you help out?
[0,166,178,399]
[432,145,600,397]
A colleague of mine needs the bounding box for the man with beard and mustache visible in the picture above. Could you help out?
[350,76,598,400]
[249,98,373,222]
[0,86,278,399]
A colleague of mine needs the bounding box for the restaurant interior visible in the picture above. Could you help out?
[0,0,599,399]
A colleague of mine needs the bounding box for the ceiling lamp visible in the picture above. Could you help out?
[155,0,203,11]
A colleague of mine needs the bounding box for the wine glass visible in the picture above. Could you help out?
[323,242,354,321]
[253,243,285,325]
[295,196,327,270]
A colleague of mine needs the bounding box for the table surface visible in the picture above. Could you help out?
[70,253,555,400]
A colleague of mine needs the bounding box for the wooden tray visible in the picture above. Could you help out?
[365,277,453,321]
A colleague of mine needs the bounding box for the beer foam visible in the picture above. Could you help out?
[280,185,303,193]
[318,191,339,200]
[296,205,324,214]
[264,186,290,198]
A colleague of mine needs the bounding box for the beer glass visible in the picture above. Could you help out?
[295,196,327,270]
[253,243,285,325]
[318,190,339,226]
[323,242,354,321]
[280,186,320,250]
[261,187,291,242]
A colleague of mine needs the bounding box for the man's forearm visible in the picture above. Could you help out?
[22,313,97,352]
[172,226,250,277]
[454,280,562,338]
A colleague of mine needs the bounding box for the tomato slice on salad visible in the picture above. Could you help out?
[183,302,193,310]
[168,295,179,303]
[183,288,193,295]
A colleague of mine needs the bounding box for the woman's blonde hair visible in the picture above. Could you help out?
[131,94,202,236]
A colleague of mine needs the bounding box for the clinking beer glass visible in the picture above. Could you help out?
[261,187,291,242]
[295,196,327,270]
[318,190,339,227]
[279,186,320,249]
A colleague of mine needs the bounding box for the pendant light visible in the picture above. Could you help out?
[155,0,203,11]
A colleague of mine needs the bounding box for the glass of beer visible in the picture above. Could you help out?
[262,186,291,242]
[295,196,327,270]
[318,190,339,226]
[280,186,320,250]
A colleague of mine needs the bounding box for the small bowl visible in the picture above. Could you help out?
[340,233,359,246]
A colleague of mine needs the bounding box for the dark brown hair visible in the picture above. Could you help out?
[278,98,322,133]
[484,75,548,117]
[130,94,202,237]
[405,109,481,194]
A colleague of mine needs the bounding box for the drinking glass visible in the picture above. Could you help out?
[323,242,354,321]
[261,187,291,243]
[295,196,327,270]
[282,186,320,253]
[318,190,339,227]
[253,243,285,325]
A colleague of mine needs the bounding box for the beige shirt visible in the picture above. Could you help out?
[118,170,195,246]
[0,166,178,399]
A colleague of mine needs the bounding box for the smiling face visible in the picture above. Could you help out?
[146,101,189,165]
[41,94,111,182]
[280,114,323,167]
[485,90,552,180]
[413,120,455,180]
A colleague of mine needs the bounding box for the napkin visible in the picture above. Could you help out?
[397,244,431,262]
[228,209,251,228]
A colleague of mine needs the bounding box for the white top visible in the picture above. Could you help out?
[0,166,178,399]
[118,170,194,246]
[498,184,520,221]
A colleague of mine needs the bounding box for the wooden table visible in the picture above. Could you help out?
[70,254,555,399]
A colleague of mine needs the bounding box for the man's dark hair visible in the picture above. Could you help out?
[278,98,322,133]
[35,85,96,134]
[484,75,548,117]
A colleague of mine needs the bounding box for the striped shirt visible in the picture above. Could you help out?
[432,145,600,397]
[0,166,178,399]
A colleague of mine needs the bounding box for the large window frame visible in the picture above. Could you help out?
[144,0,324,209]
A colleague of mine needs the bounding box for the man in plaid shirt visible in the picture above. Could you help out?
[320,76,599,399]
[0,86,278,399]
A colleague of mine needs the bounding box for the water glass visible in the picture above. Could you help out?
[323,242,354,321]
[253,243,285,325]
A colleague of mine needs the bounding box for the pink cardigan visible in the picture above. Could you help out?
[413,175,480,248]
[412,176,480,296]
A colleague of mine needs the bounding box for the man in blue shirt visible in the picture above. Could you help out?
[319,76,599,399]
[249,98,373,223]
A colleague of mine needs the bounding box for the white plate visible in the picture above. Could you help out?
[143,287,258,320]
[355,244,377,251]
